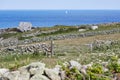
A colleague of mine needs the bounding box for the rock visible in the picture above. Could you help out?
[19,66,30,80]
[102,67,108,72]
[0,77,9,80]
[4,71,20,80]
[30,74,49,80]
[18,65,28,73]
[53,65,61,73]
[44,68,61,80]
[17,22,32,32]
[28,62,45,75]
[78,29,86,32]
[4,70,30,80]
[53,65,65,80]
[0,69,9,76]
[69,60,81,70]
[19,72,30,80]
[18,66,30,80]
[84,62,93,68]
[80,67,87,75]
[89,26,98,30]
[59,71,66,80]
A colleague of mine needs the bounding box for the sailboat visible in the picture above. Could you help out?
[65,11,68,14]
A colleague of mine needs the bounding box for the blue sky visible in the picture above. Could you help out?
[0,0,120,10]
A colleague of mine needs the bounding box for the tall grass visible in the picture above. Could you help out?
[0,53,45,69]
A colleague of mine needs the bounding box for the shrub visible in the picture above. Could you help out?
[108,56,120,73]
[61,64,83,80]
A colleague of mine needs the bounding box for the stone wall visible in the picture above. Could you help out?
[0,60,118,80]
[19,28,120,44]
[0,28,120,55]
[0,28,120,47]
[0,43,52,56]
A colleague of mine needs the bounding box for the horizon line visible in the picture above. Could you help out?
[0,9,120,10]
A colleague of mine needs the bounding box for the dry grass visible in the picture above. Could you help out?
[54,33,120,46]
[0,33,120,68]
[41,57,58,68]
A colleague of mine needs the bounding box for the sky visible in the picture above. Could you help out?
[0,0,120,10]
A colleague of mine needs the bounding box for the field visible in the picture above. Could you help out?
[1,23,120,79]
[0,31,120,68]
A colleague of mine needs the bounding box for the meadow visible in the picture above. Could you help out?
[0,23,120,79]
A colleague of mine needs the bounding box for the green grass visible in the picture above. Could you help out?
[0,33,18,39]
[1,23,120,70]
[1,23,120,40]
[36,27,78,37]
[0,53,45,69]
[97,23,120,30]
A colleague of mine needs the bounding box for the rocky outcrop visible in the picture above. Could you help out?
[17,22,32,32]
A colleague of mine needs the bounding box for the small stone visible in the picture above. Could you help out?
[59,71,66,80]
[0,69,9,77]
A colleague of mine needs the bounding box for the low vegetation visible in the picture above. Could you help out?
[1,23,120,40]
[0,23,120,79]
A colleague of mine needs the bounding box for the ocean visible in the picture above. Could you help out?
[0,10,120,29]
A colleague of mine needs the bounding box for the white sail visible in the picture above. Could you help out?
[65,11,68,14]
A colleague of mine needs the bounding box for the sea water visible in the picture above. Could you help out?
[0,10,120,29]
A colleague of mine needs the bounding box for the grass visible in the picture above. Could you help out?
[0,53,44,69]
[1,23,120,40]
[0,33,120,69]
[36,27,78,37]
[1,33,120,69]
[0,33,18,39]
[1,23,120,69]
[1,24,120,80]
